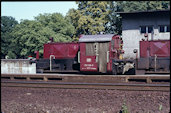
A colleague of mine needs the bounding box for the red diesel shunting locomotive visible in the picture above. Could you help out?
[79,34,124,73]
[34,34,170,75]
[36,42,80,72]
[136,39,170,74]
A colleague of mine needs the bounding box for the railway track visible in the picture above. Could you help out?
[1,80,169,91]
[1,73,170,91]
[1,73,170,83]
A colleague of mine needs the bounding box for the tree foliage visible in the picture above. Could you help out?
[65,8,82,41]
[115,1,170,12]
[1,16,18,58]
[35,13,75,38]
[105,1,122,35]
[10,13,75,58]
[66,1,109,37]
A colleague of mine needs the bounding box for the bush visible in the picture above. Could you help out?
[119,101,129,113]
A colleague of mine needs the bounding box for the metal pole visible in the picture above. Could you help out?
[154,54,157,72]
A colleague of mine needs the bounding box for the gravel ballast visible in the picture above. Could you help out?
[1,87,170,113]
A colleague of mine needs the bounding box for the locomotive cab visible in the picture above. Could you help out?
[79,34,124,74]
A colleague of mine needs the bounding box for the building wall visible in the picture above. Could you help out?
[122,11,170,59]
[1,59,36,74]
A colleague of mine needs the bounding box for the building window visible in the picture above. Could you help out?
[140,26,153,34]
[148,26,153,33]
[159,25,170,33]
[166,26,170,32]
[140,26,146,33]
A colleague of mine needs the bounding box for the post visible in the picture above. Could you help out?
[154,54,157,72]
[133,49,138,70]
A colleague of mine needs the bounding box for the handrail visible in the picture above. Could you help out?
[50,55,55,71]
[107,51,110,63]
[78,51,80,63]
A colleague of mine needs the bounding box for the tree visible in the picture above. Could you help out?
[1,16,18,59]
[66,1,109,36]
[35,13,75,39]
[10,13,76,58]
[105,1,122,35]
[115,1,170,12]
[10,20,44,58]
[66,8,82,41]
[105,1,170,35]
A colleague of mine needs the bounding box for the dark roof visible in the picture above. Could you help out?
[117,9,170,15]
[79,34,116,42]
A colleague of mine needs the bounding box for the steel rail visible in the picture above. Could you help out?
[1,80,170,91]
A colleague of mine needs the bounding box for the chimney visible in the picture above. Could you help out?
[49,37,54,43]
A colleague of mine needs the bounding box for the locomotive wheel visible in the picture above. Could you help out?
[112,69,117,75]
[124,68,136,75]
[112,64,117,75]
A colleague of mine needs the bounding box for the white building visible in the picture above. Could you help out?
[120,10,170,59]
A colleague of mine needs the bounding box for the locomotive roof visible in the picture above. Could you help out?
[79,34,116,42]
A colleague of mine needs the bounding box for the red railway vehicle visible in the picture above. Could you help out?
[79,34,124,74]
[135,39,170,74]
[36,42,80,73]
[35,34,170,75]
[111,39,170,75]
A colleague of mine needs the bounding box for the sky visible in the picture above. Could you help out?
[1,1,78,22]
